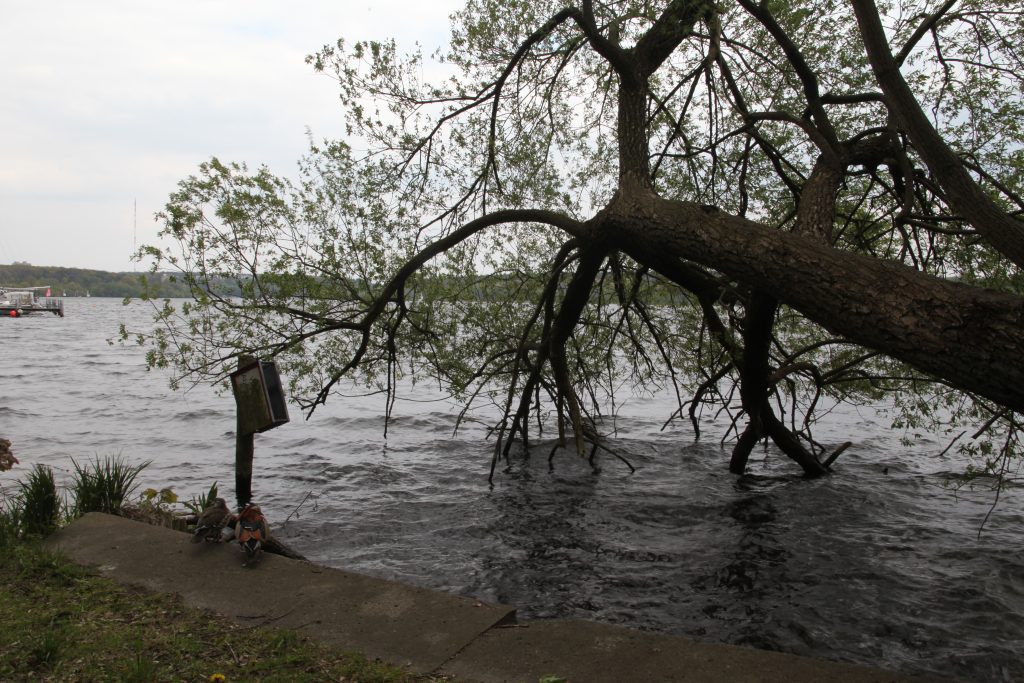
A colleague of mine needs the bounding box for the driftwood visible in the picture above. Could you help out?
[263,536,307,561]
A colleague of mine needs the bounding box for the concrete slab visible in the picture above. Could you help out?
[45,513,515,673]
[45,513,955,683]
[439,619,952,683]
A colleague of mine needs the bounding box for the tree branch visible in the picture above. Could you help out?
[851,0,1024,269]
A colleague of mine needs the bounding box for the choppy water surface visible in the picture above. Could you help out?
[2,299,1022,682]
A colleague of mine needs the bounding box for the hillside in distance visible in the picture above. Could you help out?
[0,263,224,298]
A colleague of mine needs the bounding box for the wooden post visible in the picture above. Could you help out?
[235,355,255,511]
[227,354,307,561]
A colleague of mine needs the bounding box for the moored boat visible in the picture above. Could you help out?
[0,286,64,317]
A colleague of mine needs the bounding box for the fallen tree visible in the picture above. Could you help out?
[133,0,1024,480]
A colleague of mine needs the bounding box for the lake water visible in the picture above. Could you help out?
[2,298,1022,682]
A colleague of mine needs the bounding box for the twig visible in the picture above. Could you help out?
[585,436,636,473]
[977,430,1014,540]
[282,490,317,526]
[935,430,966,458]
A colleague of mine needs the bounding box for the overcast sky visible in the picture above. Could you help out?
[0,0,462,272]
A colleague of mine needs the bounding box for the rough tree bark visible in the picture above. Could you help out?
[606,195,1024,414]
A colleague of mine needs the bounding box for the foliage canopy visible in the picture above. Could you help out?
[132,0,1024,481]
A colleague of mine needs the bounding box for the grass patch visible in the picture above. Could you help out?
[0,537,457,682]
[0,456,469,682]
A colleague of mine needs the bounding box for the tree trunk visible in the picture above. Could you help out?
[730,292,776,474]
[729,291,827,476]
[606,194,1024,413]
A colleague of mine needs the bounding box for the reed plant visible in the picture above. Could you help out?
[18,463,62,537]
[70,455,150,517]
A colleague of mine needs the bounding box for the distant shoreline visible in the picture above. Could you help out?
[0,263,237,298]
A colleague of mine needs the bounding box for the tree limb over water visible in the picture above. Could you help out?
[131,0,1024,480]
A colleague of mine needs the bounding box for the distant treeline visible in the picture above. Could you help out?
[1,263,205,298]
[1,263,512,301]
[3,263,679,304]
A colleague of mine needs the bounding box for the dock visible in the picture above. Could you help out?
[1,299,64,316]
[1,286,65,317]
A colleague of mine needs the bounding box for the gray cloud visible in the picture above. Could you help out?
[0,0,460,271]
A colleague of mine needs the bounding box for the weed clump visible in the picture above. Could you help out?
[70,455,150,517]
[18,463,62,537]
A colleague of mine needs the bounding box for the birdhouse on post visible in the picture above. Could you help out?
[230,359,290,435]
[230,357,289,510]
